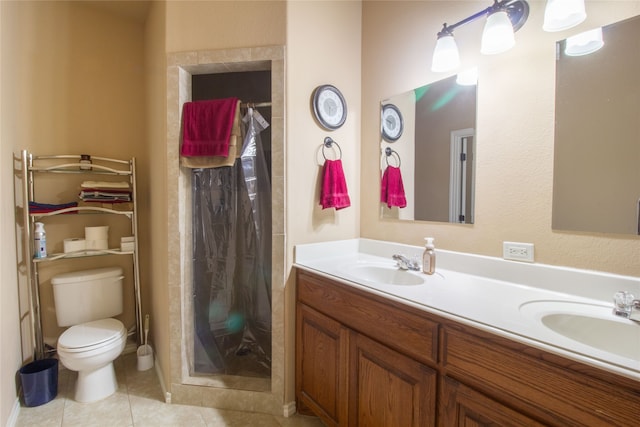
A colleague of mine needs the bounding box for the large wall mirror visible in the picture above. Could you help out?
[380,72,477,223]
[553,14,640,236]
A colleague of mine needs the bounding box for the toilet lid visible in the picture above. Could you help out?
[58,318,126,352]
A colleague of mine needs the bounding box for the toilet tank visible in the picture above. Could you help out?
[52,267,124,327]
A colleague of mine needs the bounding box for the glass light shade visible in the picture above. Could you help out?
[543,0,586,32]
[565,27,604,56]
[481,10,515,55]
[431,34,460,72]
[456,67,478,86]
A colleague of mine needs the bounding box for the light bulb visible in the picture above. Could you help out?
[481,10,515,55]
[431,34,460,72]
[565,27,603,56]
[543,0,586,32]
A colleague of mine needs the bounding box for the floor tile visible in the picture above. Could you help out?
[13,352,324,427]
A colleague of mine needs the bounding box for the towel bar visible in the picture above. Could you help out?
[384,147,401,167]
[322,137,342,160]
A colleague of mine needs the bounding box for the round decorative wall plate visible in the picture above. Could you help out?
[312,84,347,130]
[381,103,404,142]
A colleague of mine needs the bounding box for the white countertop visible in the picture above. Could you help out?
[294,238,640,381]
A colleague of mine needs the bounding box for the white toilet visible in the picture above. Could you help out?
[52,267,127,403]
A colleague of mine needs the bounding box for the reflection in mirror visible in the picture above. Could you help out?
[553,14,640,235]
[380,73,477,223]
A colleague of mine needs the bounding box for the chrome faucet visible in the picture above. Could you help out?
[613,291,640,321]
[392,254,420,271]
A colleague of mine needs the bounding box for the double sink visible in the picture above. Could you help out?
[295,239,640,381]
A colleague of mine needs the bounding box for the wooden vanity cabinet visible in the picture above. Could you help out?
[349,332,437,427]
[438,376,546,427]
[296,270,438,426]
[295,269,640,427]
[440,320,640,426]
[296,303,348,426]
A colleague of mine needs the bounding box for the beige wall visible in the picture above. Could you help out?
[362,0,640,277]
[165,0,285,53]
[285,0,362,404]
[1,1,146,421]
[286,1,361,247]
[1,2,23,423]
[144,0,169,400]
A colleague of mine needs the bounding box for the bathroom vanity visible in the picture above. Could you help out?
[294,239,640,426]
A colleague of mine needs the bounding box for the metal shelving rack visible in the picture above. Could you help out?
[20,150,142,360]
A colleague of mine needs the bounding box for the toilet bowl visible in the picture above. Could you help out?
[57,318,127,402]
[52,267,126,402]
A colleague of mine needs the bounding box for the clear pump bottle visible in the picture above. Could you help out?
[422,237,435,275]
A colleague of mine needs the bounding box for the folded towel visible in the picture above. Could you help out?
[320,159,351,210]
[180,97,239,158]
[381,165,407,208]
[80,181,130,189]
[29,201,78,214]
[180,100,242,169]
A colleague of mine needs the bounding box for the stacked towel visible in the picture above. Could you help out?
[79,181,131,203]
[320,159,351,210]
[180,98,240,170]
[380,165,407,208]
[29,201,78,214]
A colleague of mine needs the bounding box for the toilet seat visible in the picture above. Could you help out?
[58,318,126,353]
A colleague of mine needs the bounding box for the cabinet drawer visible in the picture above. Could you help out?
[441,323,640,427]
[297,270,438,366]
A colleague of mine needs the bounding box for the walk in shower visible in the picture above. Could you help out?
[167,46,286,414]
[190,71,272,379]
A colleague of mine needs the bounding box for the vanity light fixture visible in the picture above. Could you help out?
[564,27,603,56]
[543,0,586,32]
[431,0,530,73]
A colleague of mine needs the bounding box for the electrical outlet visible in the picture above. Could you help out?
[503,242,534,262]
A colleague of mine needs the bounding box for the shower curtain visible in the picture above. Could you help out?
[192,109,272,377]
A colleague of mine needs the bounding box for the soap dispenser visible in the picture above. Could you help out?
[422,237,435,275]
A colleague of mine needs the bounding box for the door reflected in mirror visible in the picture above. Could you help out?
[553,14,640,235]
[380,72,477,223]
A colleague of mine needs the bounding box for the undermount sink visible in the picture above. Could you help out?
[342,263,425,286]
[520,300,640,360]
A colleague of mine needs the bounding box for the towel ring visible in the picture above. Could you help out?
[384,147,401,167]
[322,137,342,160]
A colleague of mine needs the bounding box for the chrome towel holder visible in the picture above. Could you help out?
[384,147,401,167]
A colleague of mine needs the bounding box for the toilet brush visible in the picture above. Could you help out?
[144,314,149,355]
[137,314,153,371]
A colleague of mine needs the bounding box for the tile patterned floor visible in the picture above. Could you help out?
[15,353,324,427]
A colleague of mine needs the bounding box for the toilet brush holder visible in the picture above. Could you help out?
[136,345,153,371]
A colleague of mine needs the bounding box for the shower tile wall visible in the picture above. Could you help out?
[166,46,286,416]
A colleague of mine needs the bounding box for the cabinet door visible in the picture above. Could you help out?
[439,376,546,427]
[350,332,437,427]
[296,303,349,427]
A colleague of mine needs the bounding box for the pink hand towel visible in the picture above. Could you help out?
[381,165,407,208]
[181,97,239,157]
[320,159,351,210]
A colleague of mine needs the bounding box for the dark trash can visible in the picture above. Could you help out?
[19,358,58,407]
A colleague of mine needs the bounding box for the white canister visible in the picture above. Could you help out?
[85,226,109,241]
[85,226,109,250]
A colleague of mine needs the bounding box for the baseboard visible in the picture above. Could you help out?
[153,353,171,404]
[6,397,20,427]
[283,401,297,417]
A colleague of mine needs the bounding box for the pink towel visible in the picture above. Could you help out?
[180,97,239,157]
[381,165,407,208]
[320,160,351,210]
